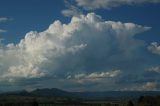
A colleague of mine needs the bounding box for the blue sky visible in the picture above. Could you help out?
[1,0,160,44]
[0,0,160,91]
[0,0,66,43]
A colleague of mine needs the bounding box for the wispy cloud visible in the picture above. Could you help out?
[0,17,12,34]
[61,0,82,17]
[122,82,157,91]
[0,29,7,33]
[0,17,11,23]
[148,66,160,73]
[67,70,121,83]
[76,0,160,10]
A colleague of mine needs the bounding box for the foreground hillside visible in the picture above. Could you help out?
[0,95,160,106]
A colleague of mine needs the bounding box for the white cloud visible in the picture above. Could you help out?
[61,9,81,17]
[0,13,151,90]
[76,0,160,10]
[0,17,9,22]
[67,70,121,83]
[0,17,11,34]
[0,29,7,33]
[141,82,157,91]
[122,82,157,91]
[3,64,45,81]
[148,66,160,73]
[61,0,82,17]
[148,42,160,55]
[74,70,120,79]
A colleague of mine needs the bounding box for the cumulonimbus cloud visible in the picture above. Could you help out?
[0,13,153,91]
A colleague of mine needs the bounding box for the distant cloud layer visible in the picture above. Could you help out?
[67,70,121,84]
[76,0,160,10]
[0,13,159,91]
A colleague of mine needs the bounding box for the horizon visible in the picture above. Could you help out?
[1,87,160,95]
[0,0,160,92]
[1,87,160,93]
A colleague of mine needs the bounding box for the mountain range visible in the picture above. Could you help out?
[1,88,160,100]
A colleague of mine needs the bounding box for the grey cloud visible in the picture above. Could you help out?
[76,0,160,10]
[121,82,157,91]
[148,66,160,73]
[61,0,82,17]
[0,29,7,33]
[148,42,160,55]
[0,17,12,34]
[0,17,9,22]
[67,70,121,84]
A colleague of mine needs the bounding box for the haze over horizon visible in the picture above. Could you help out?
[0,0,160,92]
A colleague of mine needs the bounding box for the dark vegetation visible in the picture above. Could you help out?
[0,88,160,106]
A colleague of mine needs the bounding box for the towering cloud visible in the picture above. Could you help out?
[0,13,153,91]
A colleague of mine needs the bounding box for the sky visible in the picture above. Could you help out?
[0,0,160,92]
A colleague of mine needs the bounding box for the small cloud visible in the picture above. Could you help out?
[0,29,7,33]
[0,17,12,23]
[0,17,8,22]
[61,0,82,17]
[0,17,12,34]
[148,42,160,55]
[61,9,82,17]
[148,66,160,73]
[141,82,157,91]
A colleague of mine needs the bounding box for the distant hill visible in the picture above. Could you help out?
[30,88,72,97]
[1,88,160,100]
